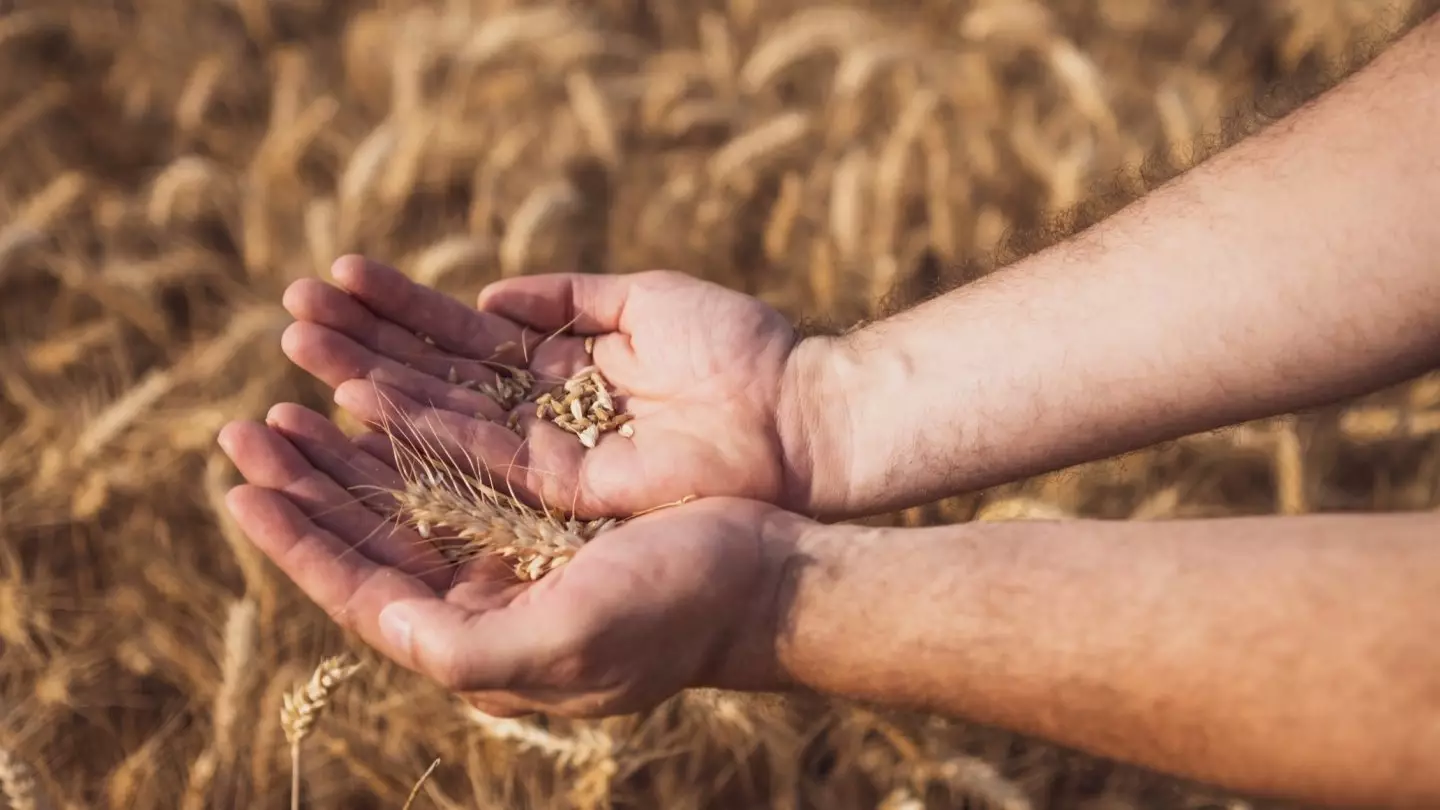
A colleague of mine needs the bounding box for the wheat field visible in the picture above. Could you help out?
[1,1,1438,808]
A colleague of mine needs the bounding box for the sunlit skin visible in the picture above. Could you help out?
[277,261,809,518]
[221,13,1440,809]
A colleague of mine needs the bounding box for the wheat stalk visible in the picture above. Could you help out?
[281,655,364,810]
[400,758,441,810]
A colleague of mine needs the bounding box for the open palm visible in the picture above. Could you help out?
[217,404,784,717]
[281,256,812,518]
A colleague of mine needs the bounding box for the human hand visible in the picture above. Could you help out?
[280,256,842,519]
[216,402,805,718]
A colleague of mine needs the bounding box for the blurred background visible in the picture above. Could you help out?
[0,1,1437,808]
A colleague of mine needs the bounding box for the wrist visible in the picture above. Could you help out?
[700,505,833,694]
[776,333,877,520]
[764,518,877,695]
[779,321,931,520]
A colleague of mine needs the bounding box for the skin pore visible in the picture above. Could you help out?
[218,9,1440,810]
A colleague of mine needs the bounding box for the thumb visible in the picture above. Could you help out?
[476,272,636,334]
[377,598,555,692]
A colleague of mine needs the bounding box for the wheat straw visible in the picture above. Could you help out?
[400,758,441,810]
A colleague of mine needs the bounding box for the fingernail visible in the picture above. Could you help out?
[333,382,356,408]
[379,604,414,654]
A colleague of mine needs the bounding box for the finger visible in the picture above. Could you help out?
[218,420,441,579]
[263,405,463,591]
[335,378,595,514]
[523,334,601,388]
[376,595,570,693]
[461,695,541,720]
[225,484,446,670]
[348,433,557,588]
[282,321,505,421]
[463,686,630,719]
[354,432,401,470]
[264,403,409,512]
[284,279,510,384]
[334,378,526,484]
[330,255,532,362]
[475,272,638,334]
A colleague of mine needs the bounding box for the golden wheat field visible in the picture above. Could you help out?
[2,0,1439,808]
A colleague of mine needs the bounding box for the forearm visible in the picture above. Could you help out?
[788,14,1440,519]
[771,512,1440,808]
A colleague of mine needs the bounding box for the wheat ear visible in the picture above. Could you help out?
[0,746,36,810]
[280,655,363,810]
[462,704,618,808]
[376,400,618,582]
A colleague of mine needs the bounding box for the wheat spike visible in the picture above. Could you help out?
[463,705,614,770]
[281,655,363,747]
[0,746,37,810]
[388,461,599,582]
[708,112,811,186]
[282,655,363,810]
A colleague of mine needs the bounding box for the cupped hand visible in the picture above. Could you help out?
[217,402,803,718]
[280,256,834,520]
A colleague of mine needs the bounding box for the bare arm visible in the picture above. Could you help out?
[770,511,1440,808]
[783,13,1440,519]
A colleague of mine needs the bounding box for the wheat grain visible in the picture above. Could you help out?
[529,365,633,449]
